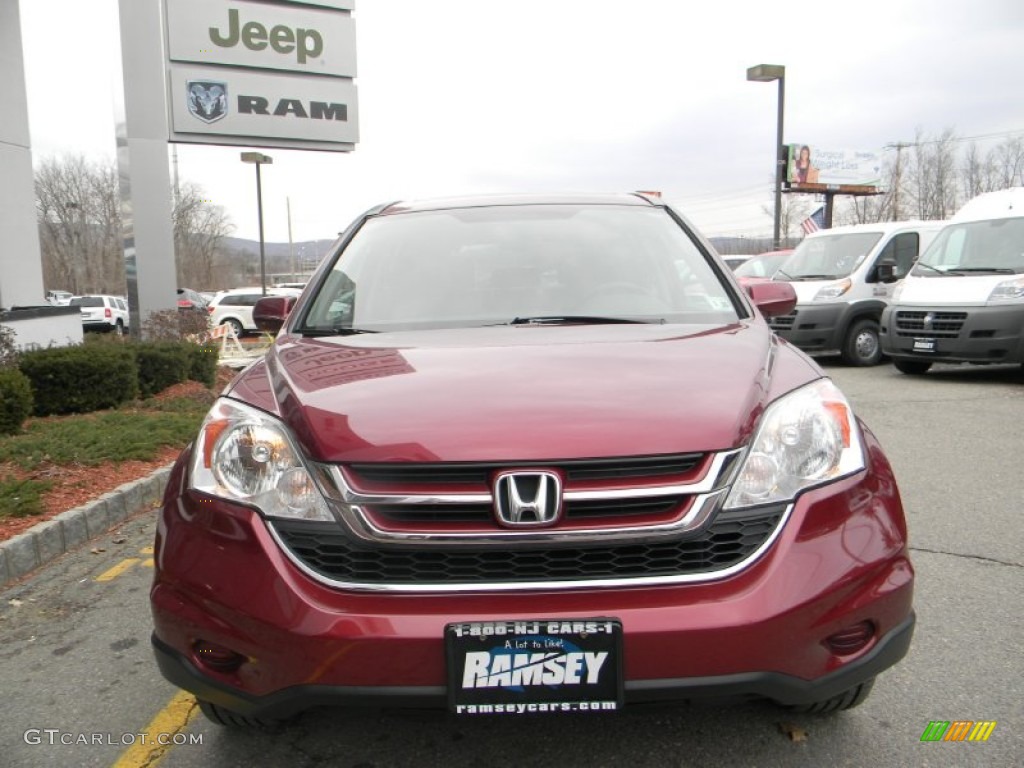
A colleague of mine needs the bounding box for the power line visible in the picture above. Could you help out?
[885,128,1024,149]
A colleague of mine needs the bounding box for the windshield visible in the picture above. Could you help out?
[734,251,792,278]
[300,204,741,332]
[914,217,1024,274]
[780,232,882,280]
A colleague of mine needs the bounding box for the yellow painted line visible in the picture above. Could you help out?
[95,558,142,582]
[139,546,154,555]
[111,690,199,768]
[142,558,155,569]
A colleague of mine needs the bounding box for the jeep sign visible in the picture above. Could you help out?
[166,0,356,78]
[164,0,358,151]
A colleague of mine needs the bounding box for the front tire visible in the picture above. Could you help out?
[786,678,875,715]
[197,699,284,730]
[841,319,882,366]
[894,359,933,375]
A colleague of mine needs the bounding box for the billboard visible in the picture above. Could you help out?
[786,144,882,189]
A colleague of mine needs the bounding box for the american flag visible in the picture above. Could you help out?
[801,206,825,234]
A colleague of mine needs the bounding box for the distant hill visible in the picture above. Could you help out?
[215,237,337,285]
[709,236,776,256]
[220,236,337,263]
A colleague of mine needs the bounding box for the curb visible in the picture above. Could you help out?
[0,464,173,588]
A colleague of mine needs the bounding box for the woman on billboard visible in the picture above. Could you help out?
[792,145,819,184]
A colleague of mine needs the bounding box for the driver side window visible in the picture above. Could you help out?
[875,233,919,278]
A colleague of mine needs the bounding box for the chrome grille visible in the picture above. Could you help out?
[894,310,967,338]
[346,453,704,489]
[370,496,684,524]
[310,450,744,547]
[767,311,797,330]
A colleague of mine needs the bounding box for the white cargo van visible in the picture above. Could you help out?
[767,220,944,365]
[880,187,1024,374]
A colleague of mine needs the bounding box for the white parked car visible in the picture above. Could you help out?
[70,295,130,334]
[207,287,302,337]
[46,290,74,306]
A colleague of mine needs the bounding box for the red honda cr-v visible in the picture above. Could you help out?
[151,193,914,727]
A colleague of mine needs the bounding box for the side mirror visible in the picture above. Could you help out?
[742,278,797,318]
[253,295,297,333]
[876,262,899,284]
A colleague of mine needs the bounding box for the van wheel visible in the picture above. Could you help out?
[841,319,882,366]
[197,699,284,731]
[785,678,875,715]
[894,360,932,375]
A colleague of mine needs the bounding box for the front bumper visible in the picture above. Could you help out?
[881,304,1024,364]
[767,303,847,353]
[151,432,914,719]
[153,615,914,719]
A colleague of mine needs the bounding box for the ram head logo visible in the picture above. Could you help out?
[186,81,228,124]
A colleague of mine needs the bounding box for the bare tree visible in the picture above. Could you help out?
[36,153,233,295]
[762,195,813,248]
[989,135,1024,189]
[961,142,994,201]
[35,155,123,294]
[173,182,234,289]
[910,127,959,220]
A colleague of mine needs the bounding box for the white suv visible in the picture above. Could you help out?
[70,295,130,334]
[207,287,302,337]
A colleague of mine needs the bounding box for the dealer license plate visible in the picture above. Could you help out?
[446,619,623,714]
[913,337,936,352]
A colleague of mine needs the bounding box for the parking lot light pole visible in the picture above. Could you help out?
[746,64,786,250]
[240,152,273,296]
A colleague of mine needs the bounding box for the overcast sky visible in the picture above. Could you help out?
[17,0,1024,246]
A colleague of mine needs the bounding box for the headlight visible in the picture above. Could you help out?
[987,276,1024,303]
[190,398,332,521]
[724,379,865,509]
[813,278,852,301]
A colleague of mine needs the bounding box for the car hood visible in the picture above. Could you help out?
[227,323,822,463]
[897,273,1009,304]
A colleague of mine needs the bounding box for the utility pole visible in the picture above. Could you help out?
[287,197,296,282]
[885,142,911,221]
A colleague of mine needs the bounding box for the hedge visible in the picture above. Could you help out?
[0,368,34,435]
[20,344,138,416]
[135,343,191,398]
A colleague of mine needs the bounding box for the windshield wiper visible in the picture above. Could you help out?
[299,327,380,336]
[944,266,1018,274]
[787,274,840,280]
[912,262,948,275]
[507,315,659,326]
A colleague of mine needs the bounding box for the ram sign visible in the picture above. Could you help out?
[164,0,358,151]
[786,144,882,191]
